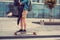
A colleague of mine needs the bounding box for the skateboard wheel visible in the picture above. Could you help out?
[33,32,36,35]
[14,32,17,35]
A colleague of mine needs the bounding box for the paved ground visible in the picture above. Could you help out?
[0,38,60,40]
[0,17,60,40]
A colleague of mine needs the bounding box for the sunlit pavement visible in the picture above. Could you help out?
[0,17,60,40]
[0,38,60,40]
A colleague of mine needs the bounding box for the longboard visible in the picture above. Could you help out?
[14,31,37,36]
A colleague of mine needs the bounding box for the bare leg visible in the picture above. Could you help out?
[23,18,26,30]
[20,18,24,29]
[22,10,28,30]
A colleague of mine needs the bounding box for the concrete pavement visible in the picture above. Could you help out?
[0,17,60,39]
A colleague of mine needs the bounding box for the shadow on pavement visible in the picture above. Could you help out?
[32,22,60,25]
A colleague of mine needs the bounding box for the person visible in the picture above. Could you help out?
[16,0,30,32]
[17,3,24,25]
[14,0,23,25]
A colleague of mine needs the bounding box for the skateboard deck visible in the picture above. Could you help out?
[14,31,37,36]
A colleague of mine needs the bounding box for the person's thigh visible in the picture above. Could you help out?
[22,10,28,18]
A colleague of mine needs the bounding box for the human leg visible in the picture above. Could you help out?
[22,10,28,31]
[17,6,24,25]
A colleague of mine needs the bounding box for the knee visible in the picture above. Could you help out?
[22,17,25,19]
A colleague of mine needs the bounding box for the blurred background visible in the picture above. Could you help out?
[0,0,60,19]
